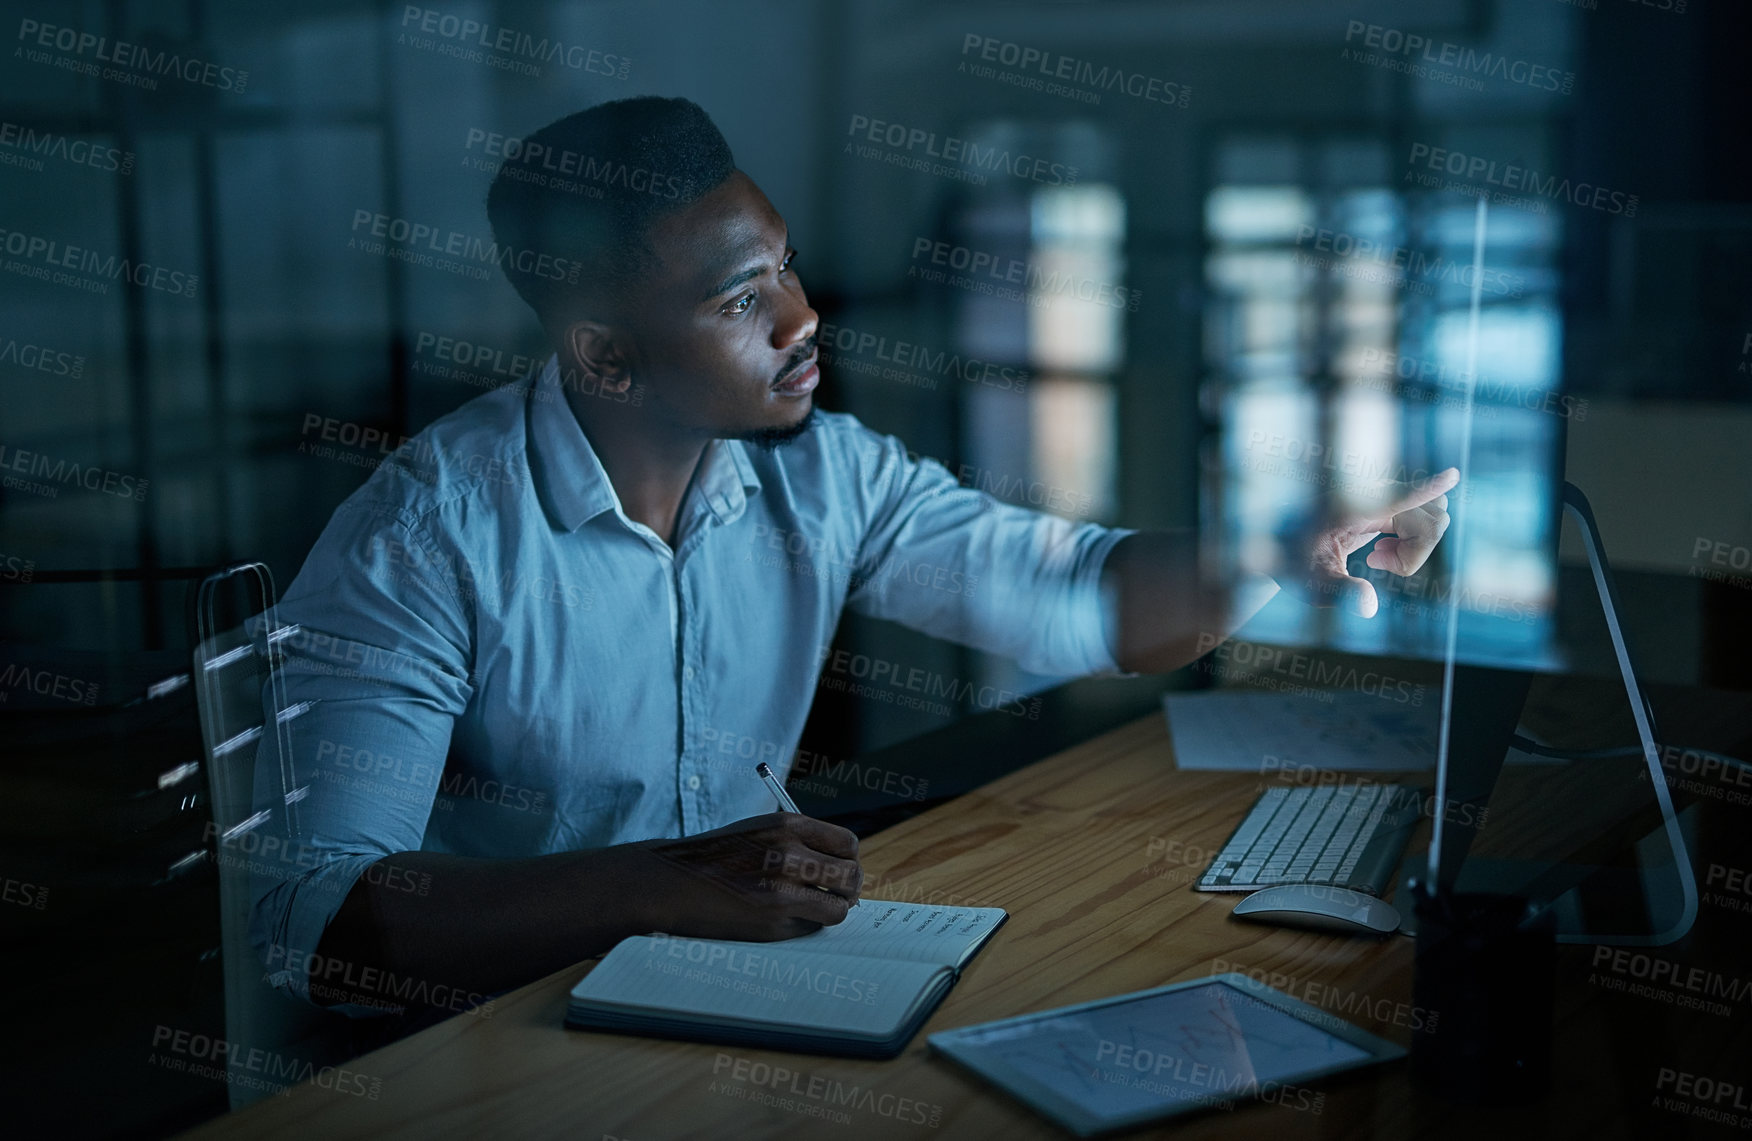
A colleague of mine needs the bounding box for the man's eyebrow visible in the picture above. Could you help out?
[702,262,763,304]
[700,230,791,304]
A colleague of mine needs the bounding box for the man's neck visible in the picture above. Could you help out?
[564,389,708,549]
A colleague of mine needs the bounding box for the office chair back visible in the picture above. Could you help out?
[192,562,342,1109]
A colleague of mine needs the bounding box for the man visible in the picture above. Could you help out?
[251,97,1454,1015]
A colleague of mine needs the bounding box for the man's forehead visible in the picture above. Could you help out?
[649,172,786,288]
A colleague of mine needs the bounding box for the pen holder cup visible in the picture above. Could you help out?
[1408,884,1555,1107]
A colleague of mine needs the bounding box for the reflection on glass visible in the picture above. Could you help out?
[1203,134,1568,667]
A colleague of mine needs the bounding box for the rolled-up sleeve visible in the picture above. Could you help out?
[843,427,1133,679]
[248,499,474,1011]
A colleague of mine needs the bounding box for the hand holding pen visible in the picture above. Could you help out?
[756,763,858,907]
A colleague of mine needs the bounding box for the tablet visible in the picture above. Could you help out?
[927,973,1405,1137]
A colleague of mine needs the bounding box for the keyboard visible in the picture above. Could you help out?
[1194,784,1425,895]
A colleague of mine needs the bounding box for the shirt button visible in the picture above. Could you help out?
[683,665,696,680]
[686,775,702,791]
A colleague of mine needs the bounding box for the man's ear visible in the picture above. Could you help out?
[563,319,633,394]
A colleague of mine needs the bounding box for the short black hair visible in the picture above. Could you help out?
[485,96,735,327]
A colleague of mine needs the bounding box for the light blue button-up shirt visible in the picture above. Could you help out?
[250,354,1130,1006]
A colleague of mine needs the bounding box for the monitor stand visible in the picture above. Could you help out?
[1401,482,1698,947]
[1397,802,1698,942]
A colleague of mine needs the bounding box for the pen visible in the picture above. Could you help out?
[754,763,857,907]
[755,762,801,813]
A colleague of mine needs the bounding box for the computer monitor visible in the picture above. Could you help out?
[1417,199,1696,944]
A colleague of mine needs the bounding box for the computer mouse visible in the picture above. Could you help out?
[1231,884,1402,936]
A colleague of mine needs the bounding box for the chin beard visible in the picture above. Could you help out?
[737,406,817,451]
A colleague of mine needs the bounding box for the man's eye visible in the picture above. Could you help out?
[780,250,796,274]
[724,293,754,316]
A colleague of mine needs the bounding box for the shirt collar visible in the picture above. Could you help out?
[525,353,762,534]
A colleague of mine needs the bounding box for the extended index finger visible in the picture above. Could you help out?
[1382,467,1459,517]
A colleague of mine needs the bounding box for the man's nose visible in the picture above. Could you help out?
[774,289,817,351]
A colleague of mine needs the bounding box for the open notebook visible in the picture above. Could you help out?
[567,901,1007,1058]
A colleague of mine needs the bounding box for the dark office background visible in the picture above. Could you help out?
[1,0,1748,1136]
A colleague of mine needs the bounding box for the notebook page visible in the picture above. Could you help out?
[784,900,1006,968]
[572,935,948,1036]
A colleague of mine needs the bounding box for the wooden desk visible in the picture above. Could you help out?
[180,711,1750,1140]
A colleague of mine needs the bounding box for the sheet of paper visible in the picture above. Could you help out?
[574,937,946,1035]
[1162,690,1439,773]
[785,901,1005,968]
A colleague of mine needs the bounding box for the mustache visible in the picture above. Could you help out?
[773,335,819,386]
